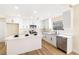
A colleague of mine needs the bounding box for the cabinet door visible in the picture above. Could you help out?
[52,36,56,47]
[42,19,49,31]
[63,10,71,29]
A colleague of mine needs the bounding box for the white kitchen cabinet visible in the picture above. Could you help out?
[63,10,72,31]
[42,19,49,31]
[42,18,53,32]
[5,34,42,55]
[51,35,56,47]
[43,32,56,47]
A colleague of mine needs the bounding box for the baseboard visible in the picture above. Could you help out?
[73,49,79,54]
[19,47,42,55]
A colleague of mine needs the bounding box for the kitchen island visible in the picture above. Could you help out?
[5,34,42,55]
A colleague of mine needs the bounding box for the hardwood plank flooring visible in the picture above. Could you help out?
[0,42,6,55]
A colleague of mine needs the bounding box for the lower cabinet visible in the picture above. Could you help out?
[43,33,72,54]
[43,34,56,47]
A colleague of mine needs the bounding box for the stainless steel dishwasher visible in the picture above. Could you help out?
[56,36,67,53]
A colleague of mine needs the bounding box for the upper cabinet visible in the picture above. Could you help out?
[42,18,53,32]
[53,20,64,30]
[63,10,71,31]
[52,16,64,31]
[42,19,49,31]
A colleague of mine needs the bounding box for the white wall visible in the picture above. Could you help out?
[6,16,24,34]
[6,16,42,34]
[0,18,6,41]
[73,5,79,54]
[23,19,42,29]
[6,23,19,36]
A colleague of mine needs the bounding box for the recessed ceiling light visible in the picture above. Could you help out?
[17,14,21,17]
[30,16,33,19]
[14,6,19,10]
[33,10,38,14]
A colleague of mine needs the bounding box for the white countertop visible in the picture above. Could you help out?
[57,32,73,38]
[5,34,39,41]
[43,31,56,35]
[57,34,72,38]
[43,31,73,38]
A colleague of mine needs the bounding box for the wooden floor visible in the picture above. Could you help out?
[20,40,67,55]
[0,42,6,55]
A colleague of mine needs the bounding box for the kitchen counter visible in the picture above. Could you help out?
[5,34,39,41]
[57,31,73,39]
[43,31,56,35]
[43,30,73,54]
[57,34,72,38]
[5,34,42,55]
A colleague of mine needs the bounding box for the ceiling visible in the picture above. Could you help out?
[0,4,70,20]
